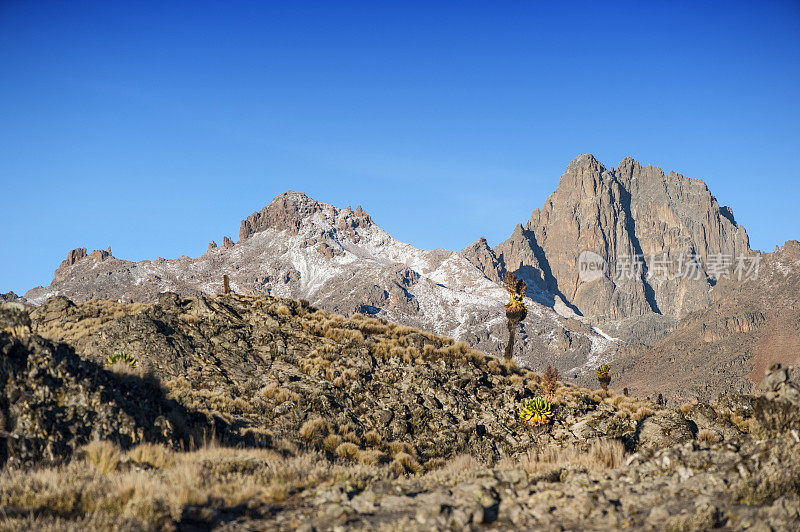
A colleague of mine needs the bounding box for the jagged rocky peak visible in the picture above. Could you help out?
[459,237,503,283]
[494,154,752,321]
[54,247,113,282]
[238,191,374,241]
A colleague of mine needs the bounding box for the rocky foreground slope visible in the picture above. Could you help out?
[1,296,799,530]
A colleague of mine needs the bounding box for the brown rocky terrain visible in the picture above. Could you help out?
[614,240,800,403]
[1,296,799,530]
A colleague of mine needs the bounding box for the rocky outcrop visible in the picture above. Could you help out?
[53,247,88,281]
[0,306,193,469]
[460,238,504,283]
[634,410,695,450]
[0,292,24,304]
[53,247,113,282]
[759,363,800,405]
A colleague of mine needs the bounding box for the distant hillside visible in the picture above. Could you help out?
[615,240,800,402]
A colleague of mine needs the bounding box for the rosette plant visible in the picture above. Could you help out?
[519,397,553,426]
[597,364,612,390]
[105,351,138,368]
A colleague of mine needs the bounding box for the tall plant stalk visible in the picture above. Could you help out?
[503,271,527,359]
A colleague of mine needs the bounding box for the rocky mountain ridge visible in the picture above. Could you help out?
[25,189,614,382]
[21,155,789,397]
[468,154,752,321]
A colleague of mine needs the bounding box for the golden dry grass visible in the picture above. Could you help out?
[79,440,123,474]
[334,442,359,460]
[631,407,655,421]
[31,299,147,342]
[323,434,343,452]
[274,304,291,316]
[424,454,481,483]
[498,439,626,477]
[127,443,176,469]
[389,452,422,475]
[0,441,387,529]
[299,416,329,442]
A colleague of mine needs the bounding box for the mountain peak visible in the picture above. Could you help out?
[565,153,605,173]
[53,247,114,282]
[239,191,374,241]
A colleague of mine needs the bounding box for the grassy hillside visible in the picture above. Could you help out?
[1,295,798,530]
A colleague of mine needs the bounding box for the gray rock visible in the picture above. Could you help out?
[684,403,742,441]
[635,410,695,450]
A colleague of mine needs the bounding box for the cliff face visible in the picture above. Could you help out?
[488,154,751,321]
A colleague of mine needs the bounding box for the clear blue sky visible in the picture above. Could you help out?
[1,1,799,295]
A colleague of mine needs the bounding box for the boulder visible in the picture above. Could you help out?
[635,410,694,450]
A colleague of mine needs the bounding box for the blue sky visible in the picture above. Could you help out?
[1,1,799,295]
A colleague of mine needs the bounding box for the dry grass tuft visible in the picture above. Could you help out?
[299,416,329,442]
[697,429,722,444]
[79,440,123,475]
[441,454,480,475]
[127,443,175,469]
[588,439,626,469]
[499,440,626,477]
[389,452,422,475]
[334,442,359,460]
[261,382,300,403]
[364,430,382,445]
[388,441,415,457]
[356,449,388,466]
[323,434,343,452]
